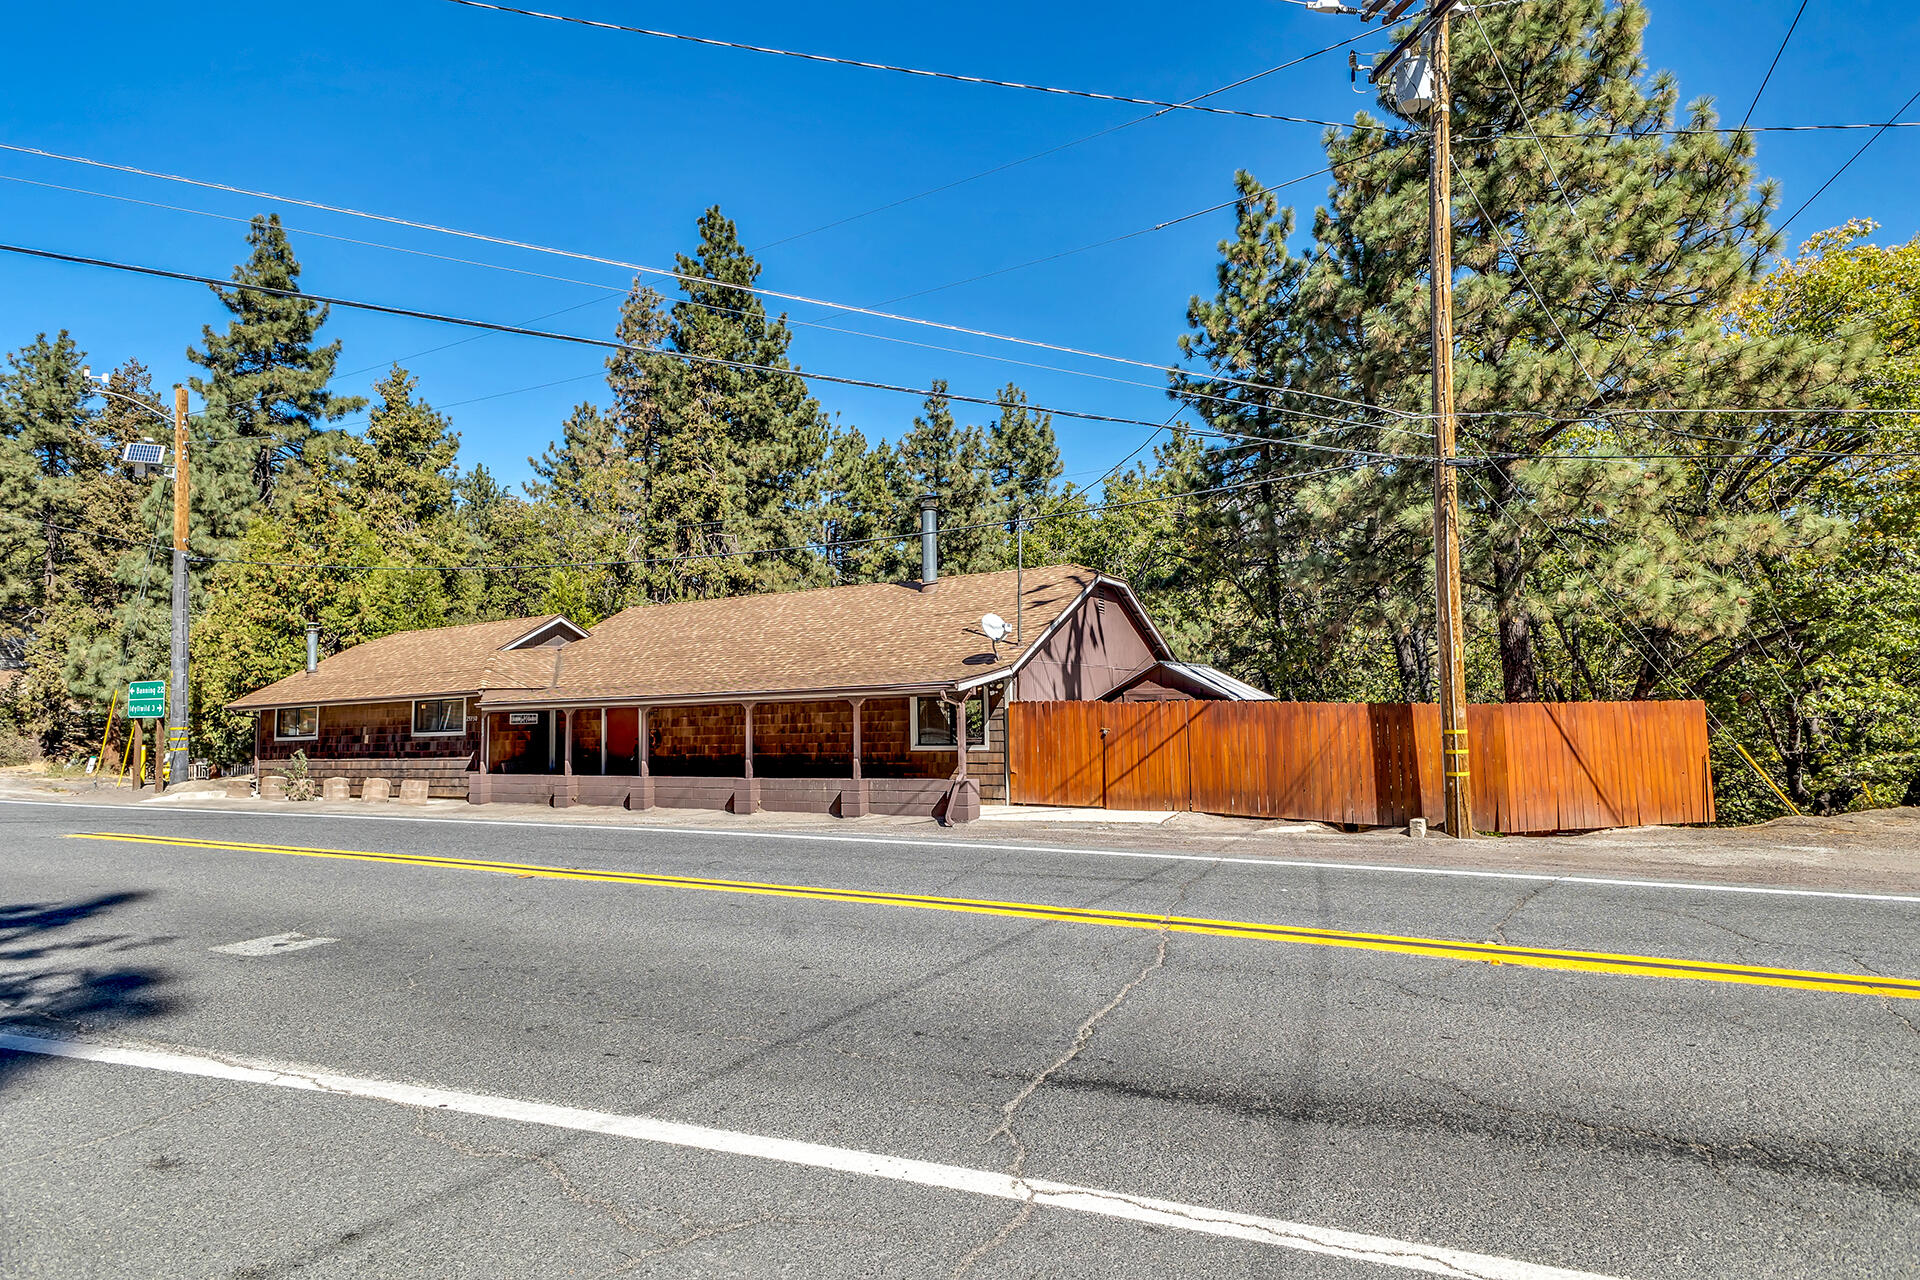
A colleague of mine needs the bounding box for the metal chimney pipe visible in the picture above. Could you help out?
[919,494,939,590]
[306,623,320,673]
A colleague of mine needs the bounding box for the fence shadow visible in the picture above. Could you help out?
[0,891,174,1090]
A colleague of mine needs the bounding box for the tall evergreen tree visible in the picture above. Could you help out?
[0,335,144,753]
[986,383,1062,513]
[615,211,831,597]
[896,381,999,575]
[187,214,363,517]
[352,365,462,531]
[1173,0,1869,702]
[819,424,915,584]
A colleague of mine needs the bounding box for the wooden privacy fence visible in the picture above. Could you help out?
[1008,700,1714,833]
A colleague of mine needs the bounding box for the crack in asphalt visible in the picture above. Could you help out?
[410,1117,660,1240]
[588,1214,786,1277]
[630,862,1182,1115]
[1484,884,1546,946]
[951,863,1213,1277]
[1886,999,1920,1041]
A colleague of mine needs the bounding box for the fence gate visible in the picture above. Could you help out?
[1009,702,1193,810]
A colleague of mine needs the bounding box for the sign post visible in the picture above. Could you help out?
[127,681,167,720]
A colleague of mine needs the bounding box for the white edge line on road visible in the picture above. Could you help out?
[0,1029,1614,1280]
[5,796,1916,906]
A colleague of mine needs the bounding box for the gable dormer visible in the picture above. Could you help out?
[499,616,589,651]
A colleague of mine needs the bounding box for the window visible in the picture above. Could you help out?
[910,695,989,750]
[413,697,467,736]
[274,706,318,741]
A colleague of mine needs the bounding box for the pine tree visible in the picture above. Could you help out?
[642,211,830,594]
[819,425,915,584]
[353,365,461,531]
[187,214,363,517]
[0,334,144,754]
[67,360,166,712]
[604,279,742,603]
[986,383,1062,514]
[1173,0,1871,702]
[896,382,1000,575]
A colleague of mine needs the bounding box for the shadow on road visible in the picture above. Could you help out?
[0,891,173,1087]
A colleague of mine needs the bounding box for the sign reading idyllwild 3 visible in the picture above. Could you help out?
[126,681,166,719]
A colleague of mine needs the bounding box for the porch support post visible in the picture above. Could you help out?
[555,708,575,808]
[845,697,868,818]
[600,708,606,778]
[631,706,654,810]
[946,693,979,825]
[738,702,758,815]
[470,711,492,804]
[952,699,968,784]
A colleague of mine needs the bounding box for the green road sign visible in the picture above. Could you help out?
[127,680,166,718]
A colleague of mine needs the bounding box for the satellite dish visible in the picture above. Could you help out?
[981,613,1011,644]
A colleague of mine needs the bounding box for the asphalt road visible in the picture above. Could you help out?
[1,798,1916,1279]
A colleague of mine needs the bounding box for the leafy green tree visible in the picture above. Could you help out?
[192,453,467,765]
[187,213,364,518]
[1687,221,1920,815]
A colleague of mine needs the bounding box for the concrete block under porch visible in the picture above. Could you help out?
[470,772,978,822]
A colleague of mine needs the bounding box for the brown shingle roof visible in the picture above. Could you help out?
[225,615,566,711]
[225,565,1160,713]
[485,564,1129,707]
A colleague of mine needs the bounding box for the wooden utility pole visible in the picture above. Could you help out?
[162,385,190,791]
[1426,2,1475,838]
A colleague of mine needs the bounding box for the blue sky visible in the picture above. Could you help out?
[3,0,1915,492]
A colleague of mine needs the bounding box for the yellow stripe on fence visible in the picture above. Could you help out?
[65,831,1920,1001]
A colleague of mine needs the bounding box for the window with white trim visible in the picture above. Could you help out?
[910,695,988,750]
[413,697,467,736]
[274,706,318,741]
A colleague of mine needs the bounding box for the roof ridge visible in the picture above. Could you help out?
[594,561,1096,625]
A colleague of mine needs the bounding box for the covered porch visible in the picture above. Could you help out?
[468,694,988,822]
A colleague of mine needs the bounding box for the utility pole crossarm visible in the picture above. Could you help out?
[1370,0,1467,84]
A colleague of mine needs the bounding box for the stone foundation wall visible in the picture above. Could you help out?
[259,755,473,799]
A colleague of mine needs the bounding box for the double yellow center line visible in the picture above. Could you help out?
[67,831,1920,1001]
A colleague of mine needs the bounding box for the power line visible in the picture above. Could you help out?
[873,148,1402,306]
[1,167,1435,447]
[188,460,1378,574]
[0,141,1412,422]
[0,238,1423,462]
[1456,119,1920,143]
[438,0,1357,126]
[2,150,1443,445]
[755,27,1385,252]
[1739,0,1809,134]
[1774,85,1920,236]
[0,170,1239,414]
